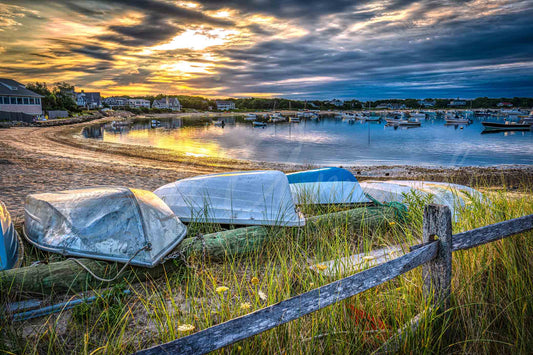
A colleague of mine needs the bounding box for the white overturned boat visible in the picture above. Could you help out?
[360,180,484,221]
[1,201,22,271]
[155,171,305,226]
[287,167,371,205]
[24,187,187,268]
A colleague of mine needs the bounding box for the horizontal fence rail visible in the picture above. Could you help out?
[136,242,439,355]
[136,208,533,355]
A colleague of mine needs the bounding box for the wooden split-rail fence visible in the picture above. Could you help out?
[136,204,533,355]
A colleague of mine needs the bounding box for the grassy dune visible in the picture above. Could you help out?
[1,181,532,354]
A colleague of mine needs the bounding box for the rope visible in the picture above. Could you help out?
[67,245,150,283]
[364,194,408,223]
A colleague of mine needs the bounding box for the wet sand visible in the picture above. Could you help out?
[1,114,531,221]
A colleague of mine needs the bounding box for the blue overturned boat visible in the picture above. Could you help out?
[286,167,371,205]
[1,200,23,270]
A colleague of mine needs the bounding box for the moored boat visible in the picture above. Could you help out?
[1,201,22,271]
[482,121,531,131]
[244,113,257,121]
[252,121,267,127]
[154,171,305,227]
[287,167,371,205]
[24,187,187,267]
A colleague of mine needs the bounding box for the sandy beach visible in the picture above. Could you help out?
[1,114,532,221]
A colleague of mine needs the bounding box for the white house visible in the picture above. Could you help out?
[449,99,467,107]
[0,78,43,120]
[216,100,235,110]
[327,99,344,107]
[153,97,181,111]
[128,98,150,108]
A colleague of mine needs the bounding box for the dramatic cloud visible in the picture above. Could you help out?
[0,0,531,98]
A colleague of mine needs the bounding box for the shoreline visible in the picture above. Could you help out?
[1,114,531,220]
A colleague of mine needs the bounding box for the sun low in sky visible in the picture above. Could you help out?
[0,0,531,99]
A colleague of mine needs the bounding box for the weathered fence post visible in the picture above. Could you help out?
[422,204,453,310]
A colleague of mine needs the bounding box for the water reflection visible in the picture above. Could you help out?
[83,116,533,166]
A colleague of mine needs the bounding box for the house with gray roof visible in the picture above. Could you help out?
[0,78,43,120]
[76,90,102,109]
[153,97,181,111]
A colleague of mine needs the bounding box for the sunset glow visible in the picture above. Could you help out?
[0,0,531,99]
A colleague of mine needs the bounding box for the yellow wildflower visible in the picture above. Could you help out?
[362,256,375,261]
[216,286,229,294]
[309,283,315,287]
[240,302,251,310]
[251,277,260,285]
[177,324,195,332]
[258,290,267,301]
[315,264,328,271]
[389,221,396,226]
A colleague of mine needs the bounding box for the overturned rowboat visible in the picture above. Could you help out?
[154,170,305,226]
[287,167,371,205]
[24,187,187,268]
[359,180,483,221]
[1,201,23,271]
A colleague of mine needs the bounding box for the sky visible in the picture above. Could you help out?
[0,0,532,100]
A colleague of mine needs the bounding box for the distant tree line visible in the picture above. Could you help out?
[25,82,79,113]
[23,81,533,112]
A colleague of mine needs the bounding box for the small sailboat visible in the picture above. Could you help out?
[24,187,187,267]
[154,171,305,227]
[398,118,421,127]
[287,167,371,205]
[445,112,471,124]
[1,201,22,271]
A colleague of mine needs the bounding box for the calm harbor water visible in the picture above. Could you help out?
[84,116,533,167]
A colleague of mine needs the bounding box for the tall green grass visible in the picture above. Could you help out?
[1,183,532,354]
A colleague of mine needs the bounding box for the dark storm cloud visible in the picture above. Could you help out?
[1,0,531,98]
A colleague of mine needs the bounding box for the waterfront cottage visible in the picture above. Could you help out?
[102,96,129,108]
[128,98,151,108]
[0,78,43,121]
[153,97,181,111]
[76,90,102,109]
[216,100,236,110]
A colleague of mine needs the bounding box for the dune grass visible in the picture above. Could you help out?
[1,181,532,354]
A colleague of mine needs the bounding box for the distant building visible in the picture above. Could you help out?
[76,90,102,109]
[327,99,344,107]
[0,78,43,119]
[497,102,513,107]
[153,97,181,111]
[449,99,467,107]
[418,99,436,107]
[103,97,129,108]
[128,98,150,108]
[376,103,406,110]
[216,100,235,110]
